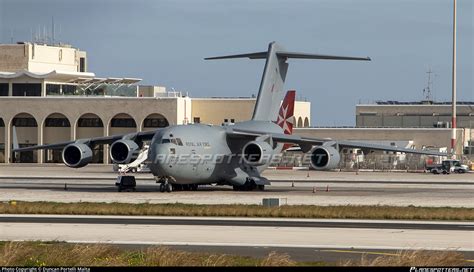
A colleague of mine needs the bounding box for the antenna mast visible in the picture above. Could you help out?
[423,68,434,101]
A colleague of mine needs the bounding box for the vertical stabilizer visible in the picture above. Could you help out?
[252,42,289,122]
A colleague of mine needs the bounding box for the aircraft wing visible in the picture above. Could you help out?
[226,128,447,156]
[12,130,157,153]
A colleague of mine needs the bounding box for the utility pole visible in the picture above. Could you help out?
[451,0,457,158]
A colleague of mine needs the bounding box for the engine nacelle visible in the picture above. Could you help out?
[110,139,140,164]
[242,141,273,166]
[62,143,93,168]
[309,146,341,170]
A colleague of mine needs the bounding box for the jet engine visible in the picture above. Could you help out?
[242,141,273,166]
[309,146,341,170]
[110,139,140,164]
[62,143,93,168]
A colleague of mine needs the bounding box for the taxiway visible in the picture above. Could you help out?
[1,215,473,263]
[0,165,472,207]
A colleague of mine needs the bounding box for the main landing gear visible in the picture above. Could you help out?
[156,176,199,193]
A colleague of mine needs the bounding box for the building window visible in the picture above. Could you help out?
[0,83,8,96]
[45,118,70,127]
[144,118,169,128]
[230,119,235,123]
[62,85,77,95]
[46,84,60,95]
[193,117,200,124]
[80,57,86,72]
[0,119,4,127]
[12,118,37,127]
[12,83,41,96]
[78,118,103,127]
[111,119,136,128]
[224,119,228,123]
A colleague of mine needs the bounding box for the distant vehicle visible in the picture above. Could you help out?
[427,160,469,174]
[113,145,150,174]
[113,163,150,174]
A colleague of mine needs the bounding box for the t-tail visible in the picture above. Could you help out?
[205,41,370,122]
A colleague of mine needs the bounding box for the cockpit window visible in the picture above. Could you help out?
[162,138,183,146]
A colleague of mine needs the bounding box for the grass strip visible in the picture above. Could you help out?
[0,241,301,266]
[0,241,467,266]
[1,201,473,220]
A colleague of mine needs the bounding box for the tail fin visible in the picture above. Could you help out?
[205,41,370,122]
[276,90,295,135]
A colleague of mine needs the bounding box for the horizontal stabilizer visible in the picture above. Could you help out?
[276,51,371,61]
[205,51,370,61]
[204,51,268,60]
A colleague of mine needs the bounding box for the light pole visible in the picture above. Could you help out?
[451,0,457,158]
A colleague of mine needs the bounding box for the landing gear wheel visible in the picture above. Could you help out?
[257,185,265,191]
[165,183,173,193]
[159,183,165,192]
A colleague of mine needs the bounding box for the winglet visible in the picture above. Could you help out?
[12,126,19,150]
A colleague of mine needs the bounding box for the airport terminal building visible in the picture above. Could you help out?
[0,42,471,164]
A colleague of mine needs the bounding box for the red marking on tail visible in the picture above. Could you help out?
[276,90,296,150]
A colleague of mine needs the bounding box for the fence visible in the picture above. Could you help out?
[271,151,471,171]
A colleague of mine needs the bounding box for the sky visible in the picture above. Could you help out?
[0,0,472,126]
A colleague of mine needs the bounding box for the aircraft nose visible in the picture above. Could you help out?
[150,143,169,166]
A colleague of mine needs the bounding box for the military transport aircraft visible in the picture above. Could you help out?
[13,42,445,192]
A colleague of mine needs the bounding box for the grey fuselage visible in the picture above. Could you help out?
[147,120,284,186]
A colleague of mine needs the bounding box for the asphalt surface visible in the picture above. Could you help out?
[0,165,472,206]
[1,215,472,231]
[2,215,473,263]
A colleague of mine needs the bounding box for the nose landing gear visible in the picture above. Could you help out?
[159,182,173,193]
[155,176,199,193]
[157,177,173,193]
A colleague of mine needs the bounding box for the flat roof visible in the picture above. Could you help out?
[368,101,474,105]
[0,70,141,85]
[0,70,95,80]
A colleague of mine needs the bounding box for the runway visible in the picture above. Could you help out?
[0,165,473,207]
[1,215,473,231]
[1,215,473,263]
